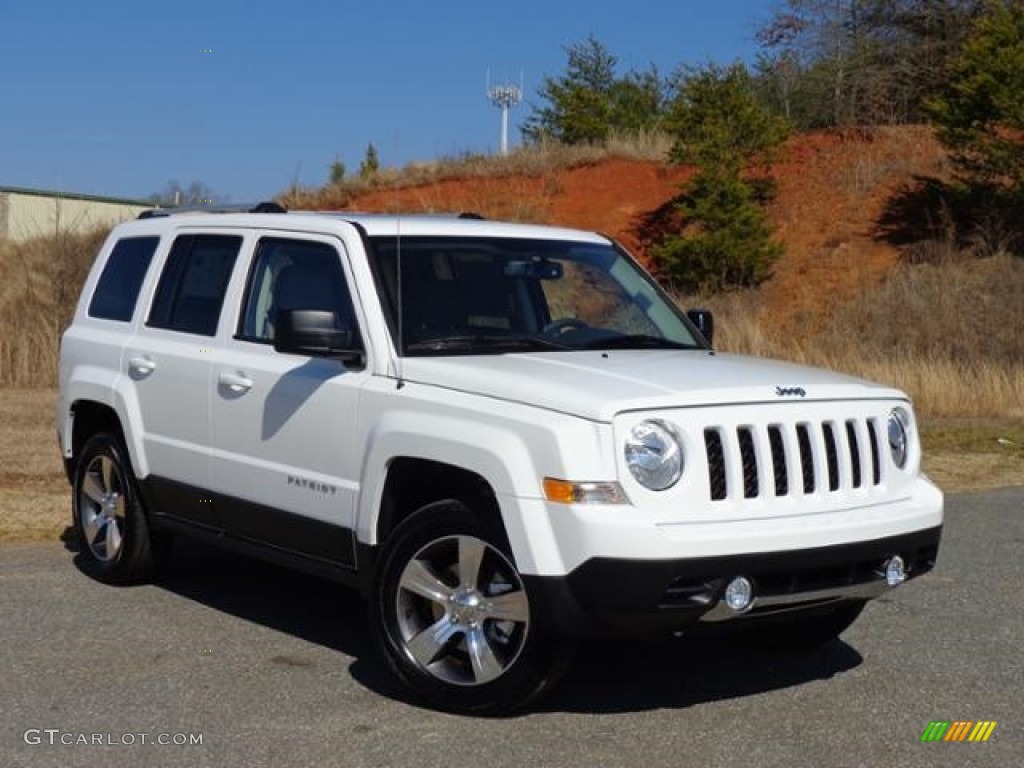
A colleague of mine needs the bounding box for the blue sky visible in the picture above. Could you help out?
[0,0,773,202]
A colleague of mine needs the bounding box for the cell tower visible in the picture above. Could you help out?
[487,71,522,156]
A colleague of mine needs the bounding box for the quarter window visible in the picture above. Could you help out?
[88,236,159,321]
[147,235,241,336]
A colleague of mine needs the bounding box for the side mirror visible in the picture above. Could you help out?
[274,309,363,364]
[686,308,714,346]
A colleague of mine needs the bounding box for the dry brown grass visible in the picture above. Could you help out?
[920,419,1024,492]
[0,389,68,542]
[280,131,673,211]
[831,125,952,197]
[0,229,106,387]
[685,253,1024,420]
[364,176,557,223]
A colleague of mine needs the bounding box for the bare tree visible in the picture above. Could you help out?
[149,180,226,207]
[757,0,984,128]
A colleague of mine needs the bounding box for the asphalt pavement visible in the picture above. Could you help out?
[2,488,1021,768]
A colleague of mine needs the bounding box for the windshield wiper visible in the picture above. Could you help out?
[581,334,698,351]
[406,334,573,353]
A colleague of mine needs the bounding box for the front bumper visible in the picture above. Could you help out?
[524,525,941,637]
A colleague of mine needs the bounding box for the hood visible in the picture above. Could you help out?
[399,350,905,422]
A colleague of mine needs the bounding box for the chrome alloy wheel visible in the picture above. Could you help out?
[78,455,126,562]
[395,535,530,687]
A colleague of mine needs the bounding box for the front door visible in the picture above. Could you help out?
[208,233,368,566]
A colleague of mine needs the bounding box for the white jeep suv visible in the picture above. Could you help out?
[58,205,943,714]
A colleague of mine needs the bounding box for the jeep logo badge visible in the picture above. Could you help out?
[775,386,807,397]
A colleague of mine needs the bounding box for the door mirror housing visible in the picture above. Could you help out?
[686,308,714,347]
[273,309,363,364]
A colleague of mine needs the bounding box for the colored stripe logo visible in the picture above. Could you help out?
[921,721,997,742]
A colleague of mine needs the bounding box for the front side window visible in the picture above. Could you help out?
[367,236,702,356]
[238,237,361,347]
[88,236,159,321]
[147,235,241,336]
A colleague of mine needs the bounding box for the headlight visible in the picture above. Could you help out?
[624,420,684,490]
[887,408,911,469]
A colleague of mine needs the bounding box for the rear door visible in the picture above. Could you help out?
[126,231,246,530]
[208,232,370,566]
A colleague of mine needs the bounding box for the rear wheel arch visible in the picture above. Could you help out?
[68,401,127,479]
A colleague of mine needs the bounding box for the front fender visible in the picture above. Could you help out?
[353,388,617,575]
[356,409,537,544]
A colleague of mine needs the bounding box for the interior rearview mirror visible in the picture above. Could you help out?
[503,260,564,280]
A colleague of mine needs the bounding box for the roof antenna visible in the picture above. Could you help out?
[395,216,405,389]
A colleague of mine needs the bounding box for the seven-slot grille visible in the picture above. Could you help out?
[704,418,882,502]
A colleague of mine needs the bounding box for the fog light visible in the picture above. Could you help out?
[724,576,754,612]
[885,555,907,586]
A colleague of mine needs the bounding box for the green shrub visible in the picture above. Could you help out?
[653,63,788,292]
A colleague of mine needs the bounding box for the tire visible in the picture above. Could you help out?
[739,601,866,652]
[72,433,166,584]
[369,500,573,715]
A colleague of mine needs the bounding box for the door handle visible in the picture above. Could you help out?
[218,371,253,393]
[128,356,156,377]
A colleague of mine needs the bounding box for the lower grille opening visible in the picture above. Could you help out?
[661,577,718,607]
[748,558,887,597]
[911,545,939,572]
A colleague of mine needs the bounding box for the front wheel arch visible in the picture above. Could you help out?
[374,457,504,545]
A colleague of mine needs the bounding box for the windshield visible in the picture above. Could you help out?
[367,236,704,356]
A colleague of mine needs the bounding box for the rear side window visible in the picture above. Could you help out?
[147,235,241,336]
[88,237,160,321]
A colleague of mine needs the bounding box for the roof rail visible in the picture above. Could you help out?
[137,201,287,219]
